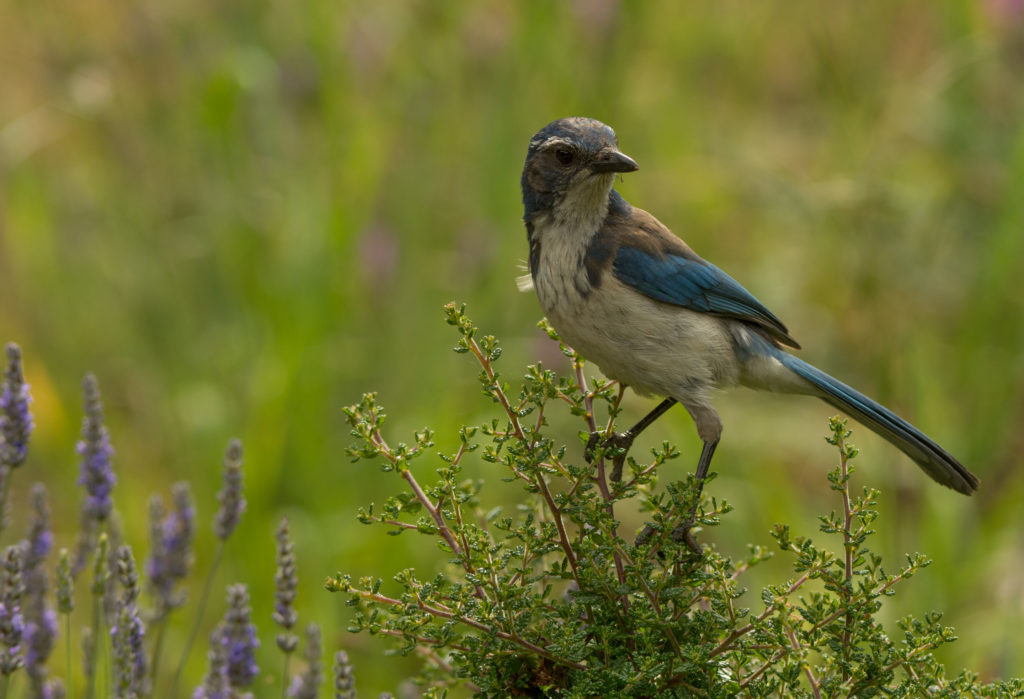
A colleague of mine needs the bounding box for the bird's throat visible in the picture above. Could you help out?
[551,173,615,233]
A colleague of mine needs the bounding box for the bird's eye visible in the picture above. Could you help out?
[554,148,574,166]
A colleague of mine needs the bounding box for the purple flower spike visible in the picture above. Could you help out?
[1,343,33,468]
[166,484,196,577]
[147,483,195,616]
[0,602,24,676]
[111,606,146,698]
[193,627,230,699]
[77,374,115,523]
[222,584,259,689]
[214,440,246,541]
[24,484,53,577]
[0,546,24,676]
[287,623,322,699]
[111,546,146,698]
[274,518,298,654]
[25,609,57,685]
[24,484,57,692]
[333,650,355,699]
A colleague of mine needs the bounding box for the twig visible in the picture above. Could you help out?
[787,626,821,699]
[738,648,788,689]
[415,646,483,693]
[534,475,580,578]
[350,588,588,671]
[707,572,811,659]
[370,429,489,602]
[577,364,628,596]
[838,427,854,683]
[467,338,525,441]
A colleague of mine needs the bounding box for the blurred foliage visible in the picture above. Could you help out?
[1,0,1022,694]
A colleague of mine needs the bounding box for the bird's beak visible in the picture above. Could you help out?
[590,148,639,174]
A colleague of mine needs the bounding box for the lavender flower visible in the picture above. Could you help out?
[71,375,118,577]
[173,443,245,699]
[147,496,165,581]
[274,518,298,654]
[111,545,146,697]
[77,374,115,523]
[214,439,246,541]
[24,608,56,691]
[333,650,355,699]
[147,483,195,616]
[1,342,33,467]
[0,469,7,533]
[114,545,139,606]
[23,483,53,577]
[147,487,194,699]
[193,627,230,699]
[287,623,322,699]
[0,546,24,676]
[23,483,53,639]
[0,602,24,677]
[23,487,57,693]
[168,484,196,575]
[111,605,145,698]
[46,678,66,698]
[102,528,125,627]
[222,584,259,689]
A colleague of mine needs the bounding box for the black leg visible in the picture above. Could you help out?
[634,439,719,555]
[624,397,678,441]
[674,439,719,554]
[586,398,678,481]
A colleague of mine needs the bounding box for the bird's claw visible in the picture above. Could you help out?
[584,432,602,463]
[585,431,634,481]
[675,525,703,555]
[634,521,703,556]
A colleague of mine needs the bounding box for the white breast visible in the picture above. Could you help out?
[529,217,743,410]
[531,215,593,313]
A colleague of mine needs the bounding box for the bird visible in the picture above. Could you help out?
[519,116,978,546]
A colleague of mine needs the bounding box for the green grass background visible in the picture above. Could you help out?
[2,0,1023,694]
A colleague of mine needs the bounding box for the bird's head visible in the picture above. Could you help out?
[521,117,638,223]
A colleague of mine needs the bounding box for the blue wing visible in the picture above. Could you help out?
[613,245,799,348]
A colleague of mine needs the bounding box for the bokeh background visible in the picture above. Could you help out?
[2,0,1023,695]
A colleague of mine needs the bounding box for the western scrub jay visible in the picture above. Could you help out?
[519,117,978,541]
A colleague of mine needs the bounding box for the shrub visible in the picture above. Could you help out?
[328,304,1023,698]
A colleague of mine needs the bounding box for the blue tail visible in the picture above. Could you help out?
[777,353,978,494]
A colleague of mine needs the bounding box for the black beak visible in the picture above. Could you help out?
[590,148,639,174]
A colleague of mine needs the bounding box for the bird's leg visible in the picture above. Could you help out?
[585,397,678,481]
[634,439,719,555]
[672,439,718,554]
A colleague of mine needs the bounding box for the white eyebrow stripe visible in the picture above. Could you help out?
[531,136,573,150]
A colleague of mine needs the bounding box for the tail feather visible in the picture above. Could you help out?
[777,353,979,495]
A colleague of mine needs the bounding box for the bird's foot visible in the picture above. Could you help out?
[585,431,635,482]
[673,523,703,555]
[634,521,703,556]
